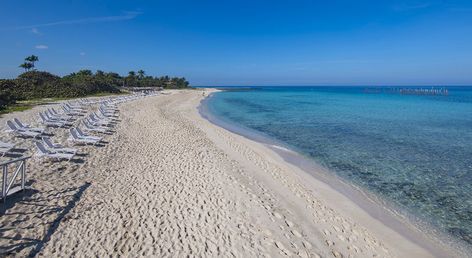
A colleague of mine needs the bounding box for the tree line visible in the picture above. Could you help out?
[0,55,191,110]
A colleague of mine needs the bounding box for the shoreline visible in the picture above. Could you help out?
[198,88,466,257]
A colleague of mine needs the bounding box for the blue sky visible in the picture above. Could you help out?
[1,0,471,86]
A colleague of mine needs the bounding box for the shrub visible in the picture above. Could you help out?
[0,80,16,110]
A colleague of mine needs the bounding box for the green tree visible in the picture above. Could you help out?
[19,62,33,72]
[76,69,93,76]
[25,55,39,69]
[95,70,105,77]
[125,71,137,87]
[137,70,145,80]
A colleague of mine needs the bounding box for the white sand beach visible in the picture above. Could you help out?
[0,89,460,257]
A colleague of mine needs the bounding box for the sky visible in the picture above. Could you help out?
[1,0,472,86]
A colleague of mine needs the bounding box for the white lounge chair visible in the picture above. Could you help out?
[63,104,85,114]
[42,137,77,154]
[49,108,72,119]
[75,127,102,141]
[62,106,81,116]
[82,120,108,133]
[89,114,113,127]
[38,113,66,127]
[93,112,116,123]
[5,121,41,138]
[100,104,118,112]
[45,110,73,124]
[14,118,45,134]
[68,128,100,145]
[34,142,74,161]
[85,116,106,127]
[65,103,85,112]
[47,108,74,121]
[98,107,117,118]
[0,140,15,157]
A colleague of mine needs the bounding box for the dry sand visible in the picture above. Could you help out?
[0,89,460,257]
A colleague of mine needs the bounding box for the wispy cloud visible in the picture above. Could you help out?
[1,11,141,31]
[393,2,433,11]
[31,28,41,35]
[35,45,48,49]
[80,52,86,56]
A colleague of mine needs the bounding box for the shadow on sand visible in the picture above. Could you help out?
[0,182,91,256]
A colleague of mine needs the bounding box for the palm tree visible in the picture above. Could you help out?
[25,55,39,70]
[125,71,137,87]
[137,70,145,80]
[19,62,33,72]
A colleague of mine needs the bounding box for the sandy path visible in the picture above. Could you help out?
[0,90,456,257]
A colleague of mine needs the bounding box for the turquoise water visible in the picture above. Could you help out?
[204,86,472,247]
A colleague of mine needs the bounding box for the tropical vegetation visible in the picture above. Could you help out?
[0,55,191,111]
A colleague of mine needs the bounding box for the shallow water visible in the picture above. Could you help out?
[204,86,472,247]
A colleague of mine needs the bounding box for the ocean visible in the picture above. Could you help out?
[202,86,472,248]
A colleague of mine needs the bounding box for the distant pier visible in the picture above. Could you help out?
[363,87,449,96]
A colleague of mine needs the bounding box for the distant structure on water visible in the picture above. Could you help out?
[363,87,449,96]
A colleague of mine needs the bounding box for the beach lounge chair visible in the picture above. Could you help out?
[48,109,75,121]
[82,120,108,133]
[49,108,70,118]
[42,137,77,154]
[85,116,104,127]
[93,112,116,122]
[46,111,74,124]
[68,128,101,145]
[97,110,118,120]
[38,113,66,127]
[5,120,41,138]
[98,107,117,117]
[100,104,118,111]
[0,140,15,157]
[47,108,75,121]
[14,118,45,134]
[34,141,74,161]
[64,104,85,114]
[61,105,81,116]
[75,127,102,141]
[88,114,113,127]
[65,103,85,111]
